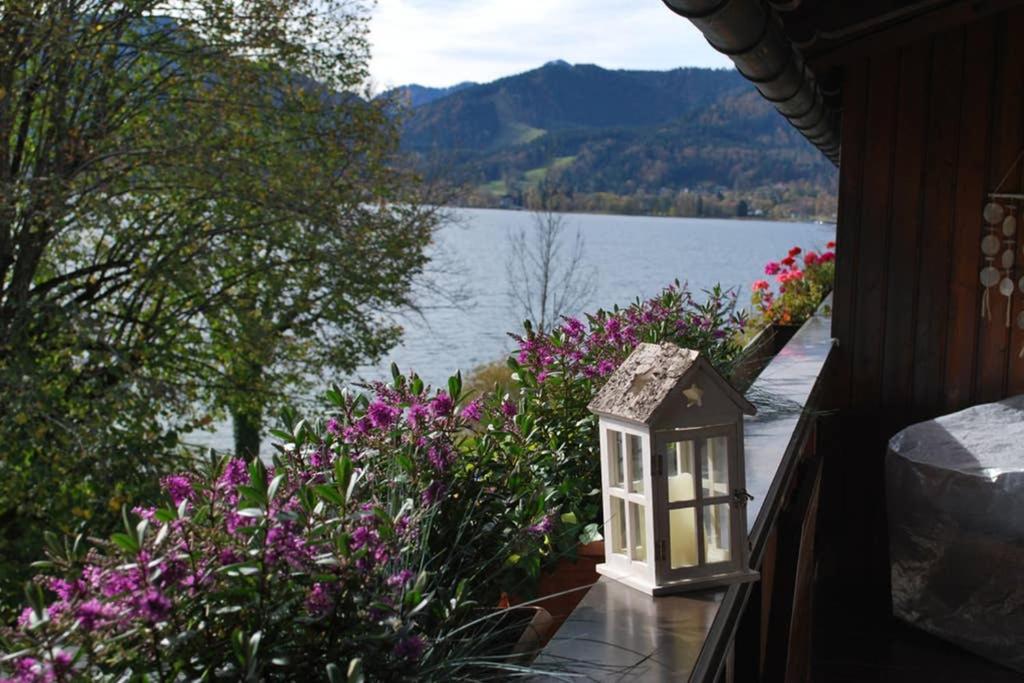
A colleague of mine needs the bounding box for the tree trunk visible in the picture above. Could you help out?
[232,406,262,461]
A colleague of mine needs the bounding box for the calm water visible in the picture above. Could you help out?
[189,208,833,452]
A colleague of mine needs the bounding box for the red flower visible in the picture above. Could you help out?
[826,241,836,250]
[781,256,796,267]
[804,251,819,266]
[752,279,770,292]
[820,251,835,263]
[788,246,802,257]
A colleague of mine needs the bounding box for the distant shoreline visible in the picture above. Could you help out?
[441,201,837,226]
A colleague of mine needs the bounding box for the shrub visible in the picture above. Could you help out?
[0,373,560,682]
[749,243,835,330]
[0,282,747,681]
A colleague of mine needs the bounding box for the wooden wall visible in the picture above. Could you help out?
[822,6,1024,609]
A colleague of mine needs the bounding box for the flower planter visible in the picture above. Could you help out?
[730,323,798,392]
[477,604,555,665]
[511,540,604,646]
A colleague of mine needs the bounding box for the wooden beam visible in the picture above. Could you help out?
[803,0,1024,71]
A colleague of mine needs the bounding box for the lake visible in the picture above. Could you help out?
[188,208,834,452]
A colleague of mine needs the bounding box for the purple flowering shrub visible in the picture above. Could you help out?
[0,372,562,682]
[507,282,745,526]
[0,283,744,681]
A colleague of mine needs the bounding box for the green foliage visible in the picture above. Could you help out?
[0,0,440,609]
[0,372,574,681]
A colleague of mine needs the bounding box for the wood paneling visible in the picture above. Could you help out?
[826,8,1024,605]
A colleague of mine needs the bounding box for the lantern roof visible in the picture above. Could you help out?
[588,342,755,424]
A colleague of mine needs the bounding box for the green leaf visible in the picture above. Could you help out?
[560,511,578,525]
[267,474,285,501]
[347,659,365,683]
[334,454,353,492]
[326,663,343,683]
[111,532,139,554]
[314,484,345,506]
[448,371,462,401]
[154,508,177,523]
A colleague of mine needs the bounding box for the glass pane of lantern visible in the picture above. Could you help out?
[611,497,627,555]
[608,430,624,488]
[702,436,730,498]
[669,508,698,568]
[666,441,696,503]
[703,503,732,564]
[628,434,644,493]
[629,502,646,562]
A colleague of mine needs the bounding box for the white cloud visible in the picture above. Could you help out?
[368,0,733,89]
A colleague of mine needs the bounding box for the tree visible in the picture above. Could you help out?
[505,206,595,334]
[0,0,440,602]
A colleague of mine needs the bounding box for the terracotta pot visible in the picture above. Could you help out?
[476,604,555,665]
[514,540,604,646]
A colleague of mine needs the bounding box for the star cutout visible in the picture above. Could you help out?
[682,383,704,408]
[630,369,654,393]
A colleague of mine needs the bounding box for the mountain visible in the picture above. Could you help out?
[398,62,837,219]
[386,81,477,108]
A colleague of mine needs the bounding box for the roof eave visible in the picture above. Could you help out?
[662,0,841,166]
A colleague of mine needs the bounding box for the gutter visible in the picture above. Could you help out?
[662,0,841,166]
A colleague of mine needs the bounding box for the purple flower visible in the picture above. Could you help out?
[536,371,549,383]
[427,443,455,471]
[387,569,414,588]
[326,417,342,436]
[350,525,379,551]
[266,524,309,568]
[367,401,400,430]
[528,514,556,536]
[500,400,517,418]
[406,403,429,429]
[561,317,585,338]
[17,607,36,628]
[219,459,249,488]
[430,391,454,417]
[460,399,482,422]
[76,599,117,631]
[132,505,157,522]
[52,651,73,678]
[604,318,622,336]
[47,578,82,601]
[218,549,241,566]
[305,582,335,617]
[393,634,426,661]
[597,359,616,376]
[420,480,447,506]
[309,447,332,468]
[9,657,41,682]
[161,475,193,506]
[137,589,172,623]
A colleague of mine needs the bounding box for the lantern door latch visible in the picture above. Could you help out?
[732,489,754,505]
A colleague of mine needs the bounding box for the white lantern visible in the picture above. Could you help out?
[588,342,759,595]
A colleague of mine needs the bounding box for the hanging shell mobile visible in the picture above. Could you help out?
[981,201,1004,321]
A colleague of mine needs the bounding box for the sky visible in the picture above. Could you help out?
[368,0,733,89]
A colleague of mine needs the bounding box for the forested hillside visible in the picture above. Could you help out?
[392,61,837,219]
